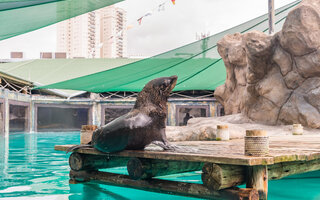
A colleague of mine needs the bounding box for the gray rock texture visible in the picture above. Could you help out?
[165,114,320,141]
[214,0,320,128]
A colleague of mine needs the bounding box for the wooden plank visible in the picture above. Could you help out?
[69,170,259,200]
[55,135,320,166]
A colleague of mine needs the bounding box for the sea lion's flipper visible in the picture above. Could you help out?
[66,144,92,154]
[151,141,178,151]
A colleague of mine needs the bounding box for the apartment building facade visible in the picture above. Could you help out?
[57,6,127,58]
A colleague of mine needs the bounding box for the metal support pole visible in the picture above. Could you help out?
[268,0,275,34]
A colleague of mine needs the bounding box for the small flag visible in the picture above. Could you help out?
[137,17,143,25]
[144,11,152,17]
[171,0,175,5]
[158,3,165,11]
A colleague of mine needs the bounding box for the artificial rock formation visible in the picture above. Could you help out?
[165,114,320,142]
[215,0,320,128]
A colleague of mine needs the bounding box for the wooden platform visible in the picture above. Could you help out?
[55,135,320,200]
[55,135,320,166]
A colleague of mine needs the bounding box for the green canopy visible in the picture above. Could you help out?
[0,58,139,97]
[0,0,123,41]
[37,1,300,93]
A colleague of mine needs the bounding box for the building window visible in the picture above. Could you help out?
[176,105,209,126]
[102,105,133,125]
[216,104,225,117]
[36,105,90,132]
[9,102,29,133]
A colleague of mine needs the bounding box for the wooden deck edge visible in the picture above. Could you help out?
[273,153,320,164]
[70,170,259,200]
[55,145,274,166]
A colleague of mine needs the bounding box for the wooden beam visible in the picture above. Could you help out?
[69,170,259,200]
[69,152,128,171]
[202,163,246,190]
[268,0,275,34]
[268,159,320,180]
[202,159,320,191]
[127,157,203,180]
[0,72,33,86]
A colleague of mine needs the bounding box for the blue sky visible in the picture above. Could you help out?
[0,0,295,59]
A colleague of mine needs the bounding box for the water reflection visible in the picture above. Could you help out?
[24,133,37,164]
[0,132,78,198]
[0,132,202,200]
[0,136,9,180]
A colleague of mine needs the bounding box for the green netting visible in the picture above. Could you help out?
[37,0,301,93]
[0,0,123,41]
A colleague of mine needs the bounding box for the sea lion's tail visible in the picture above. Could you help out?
[66,143,92,154]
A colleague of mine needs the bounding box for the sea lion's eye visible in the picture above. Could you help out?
[163,80,170,87]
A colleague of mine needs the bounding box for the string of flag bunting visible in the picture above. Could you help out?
[109,0,176,43]
[135,0,176,26]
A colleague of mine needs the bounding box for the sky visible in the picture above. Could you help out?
[0,0,295,59]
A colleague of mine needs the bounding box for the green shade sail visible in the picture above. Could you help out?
[0,58,139,96]
[0,0,123,41]
[37,1,300,93]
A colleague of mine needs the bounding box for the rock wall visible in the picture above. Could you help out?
[214,0,320,128]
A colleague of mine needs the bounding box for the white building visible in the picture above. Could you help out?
[99,6,127,58]
[57,5,127,58]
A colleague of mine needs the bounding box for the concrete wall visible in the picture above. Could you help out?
[0,88,220,137]
[0,88,32,137]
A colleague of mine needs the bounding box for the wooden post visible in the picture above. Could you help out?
[245,130,269,157]
[268,0,275,34]
[127,157,203,180]
[80,125,97,144]
[69,152,128,171]
[69,170,259,200]
[245,129,268,199]
[247,166,268,200]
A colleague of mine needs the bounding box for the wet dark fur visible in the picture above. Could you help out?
[68,76,178,153]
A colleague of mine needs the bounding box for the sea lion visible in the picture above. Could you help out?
[68,75,178,153]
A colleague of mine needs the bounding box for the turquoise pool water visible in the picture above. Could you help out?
[0,132,320,200]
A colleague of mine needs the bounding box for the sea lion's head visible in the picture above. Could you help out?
[150,75,178,95]
[134,76,178,109]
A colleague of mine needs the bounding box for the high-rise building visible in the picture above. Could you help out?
[57,11,100,58]
[99,6,127,58]
[56,5,127,59]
